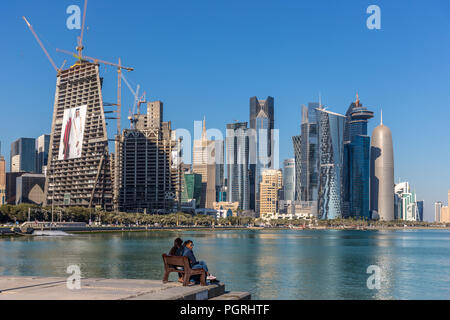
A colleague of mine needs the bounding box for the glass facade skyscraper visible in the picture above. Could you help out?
[300,103,319,202]
[343,95,373,219]
[316,107,346,219]
[292,135,301,201]
[181,173,202,207]
[226,122,250,211]
[10,137,36,173]
[416,200,424,221]
[249,97,274,213]
[36,134,50,174]
[347,135,371,219]
[253,110,271,213]
[283,158,295,201]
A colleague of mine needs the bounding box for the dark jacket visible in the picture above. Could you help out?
[169,245,185,256]
[176,245,185,256]
[182,246,198,266]
[168,246,178,256]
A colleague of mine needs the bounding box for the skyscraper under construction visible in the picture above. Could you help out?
[117,101,179,213]
[43,61,113,210]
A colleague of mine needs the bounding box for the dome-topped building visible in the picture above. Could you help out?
[370,111,394,220]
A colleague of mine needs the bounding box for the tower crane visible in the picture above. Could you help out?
[22,16,63,74]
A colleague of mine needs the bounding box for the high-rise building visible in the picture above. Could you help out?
[342,94,373,219]
[283,158,295,201]
[416,200,424,222]
[118,101,178,213]
[226,122,250,211]
[370,112,394,221]
[10,137,36,173]
[292,135,301,201]
[299,103,320,202]
[192,118,219,209]
[316,107,346,219]
[394,181,419,221]
[435,201,442,222]
[181,173,202,208]
[0,156,5,205]
[36,134,50,175]
[44,62,112,209]
[252,109,271,213]
[214,139,225,203]
[249,97,274,212]
[259,169,282,220]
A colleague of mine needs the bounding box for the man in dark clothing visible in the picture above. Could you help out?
[182,240,216,281]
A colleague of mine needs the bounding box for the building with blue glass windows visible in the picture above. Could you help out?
[36,134,50,174]
[253,109,271,214]
[10,137,36,173]
[343,94,374,219]
[300,103,320,202]
[416,200,424,221]
[316,107,346,219]
[249,97,274,214]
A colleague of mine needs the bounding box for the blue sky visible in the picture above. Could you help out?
[2,0,450,221]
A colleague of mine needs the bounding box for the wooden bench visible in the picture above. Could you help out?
[162,254,206,286]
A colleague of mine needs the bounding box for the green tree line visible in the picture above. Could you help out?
[0,204,444,227]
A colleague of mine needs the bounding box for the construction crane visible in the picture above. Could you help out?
[55,48,134,71]
[127,84,140,129]
[22,16,63,74]
[76,0,88,58]
[137,92,147,115]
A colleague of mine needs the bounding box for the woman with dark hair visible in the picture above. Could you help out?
[168,237,184,283]
[169,238,183,256]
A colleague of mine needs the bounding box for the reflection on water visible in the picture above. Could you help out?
[0,229,449,300]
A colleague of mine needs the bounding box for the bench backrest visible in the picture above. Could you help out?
[162,254,191,270]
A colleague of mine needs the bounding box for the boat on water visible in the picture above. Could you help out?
[32,230,72,236]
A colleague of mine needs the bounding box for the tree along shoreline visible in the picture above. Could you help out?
[0,204,448,229]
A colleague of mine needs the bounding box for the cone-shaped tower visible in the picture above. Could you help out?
[370,111,394,220]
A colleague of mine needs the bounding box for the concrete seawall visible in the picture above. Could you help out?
[0,276,250,300]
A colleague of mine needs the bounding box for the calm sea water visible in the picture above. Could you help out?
[0,229,449,299]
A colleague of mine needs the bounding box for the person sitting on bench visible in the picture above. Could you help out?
[169,237,183,256]
[182,240,216,281]
[168,237,184,283]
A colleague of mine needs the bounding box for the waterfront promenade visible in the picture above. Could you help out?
[1,224,448,237]
[0,276,250,300]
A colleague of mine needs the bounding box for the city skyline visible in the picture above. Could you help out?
[2,0,450,220]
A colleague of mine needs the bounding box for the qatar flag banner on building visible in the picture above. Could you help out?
[58,105,87,160]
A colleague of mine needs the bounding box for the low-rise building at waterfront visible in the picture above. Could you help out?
[278,200,317,219]
[16,173,46,205]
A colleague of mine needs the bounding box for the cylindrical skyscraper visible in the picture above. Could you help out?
[370,112,394,221]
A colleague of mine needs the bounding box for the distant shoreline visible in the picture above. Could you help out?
[1,225,449,237]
